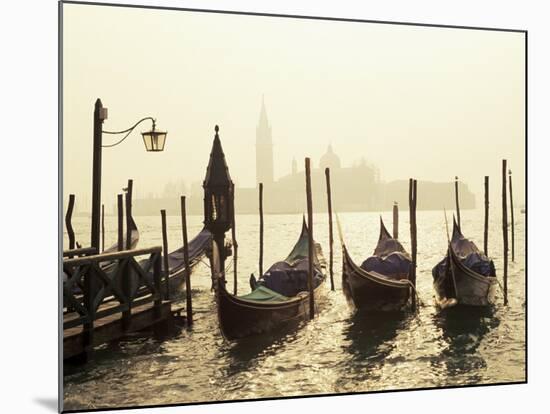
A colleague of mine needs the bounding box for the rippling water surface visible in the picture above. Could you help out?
[63,209,525,410]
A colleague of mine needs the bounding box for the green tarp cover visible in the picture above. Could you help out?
[239,285,290,302]
[283,221,320,267]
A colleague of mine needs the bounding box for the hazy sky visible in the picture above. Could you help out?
[63,4,525,210]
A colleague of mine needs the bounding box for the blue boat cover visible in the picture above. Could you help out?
[254,221,324,298]
[358,218,412,280]
[433,220,496,279]
[361,252,412,279]
[258,261,324,297]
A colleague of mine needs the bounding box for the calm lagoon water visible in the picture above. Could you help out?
[63,209,525,410]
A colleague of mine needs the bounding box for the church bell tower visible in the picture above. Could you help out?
[256,97,274,185]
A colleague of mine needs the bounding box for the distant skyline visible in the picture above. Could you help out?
[63,4,525,211]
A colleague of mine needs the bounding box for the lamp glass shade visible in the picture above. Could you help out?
[142,130,167,152]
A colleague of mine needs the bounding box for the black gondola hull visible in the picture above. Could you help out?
[216,280,325,340]
[342,250,410,311]
[433,248,498,308]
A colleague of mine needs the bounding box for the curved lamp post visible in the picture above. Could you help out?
[90,98,167,250]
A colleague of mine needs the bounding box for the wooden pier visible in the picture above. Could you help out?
[63,246,174,360]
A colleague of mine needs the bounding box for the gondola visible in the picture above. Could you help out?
[154,227,211,297]
[340,218,413,311]
[125,227,212,299]
[214,220,327,340]
[432,218,498,309]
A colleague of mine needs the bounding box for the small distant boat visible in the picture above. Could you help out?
[340,218,413,311]
[432,219,498,309]
[214,220,327,340]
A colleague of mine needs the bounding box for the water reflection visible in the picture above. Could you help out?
[220,321,306,377]
[432,307,500,383]
[63,211,525,410]
[339,311,410,384]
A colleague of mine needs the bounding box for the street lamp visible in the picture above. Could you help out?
[90,98,168,250]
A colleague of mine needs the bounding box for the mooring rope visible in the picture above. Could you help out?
[400,278,425,308]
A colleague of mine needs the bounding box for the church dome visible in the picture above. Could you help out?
[319,144,341,170]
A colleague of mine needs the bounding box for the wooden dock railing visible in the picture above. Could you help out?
[63,247,98,259]
[63,246,163,336]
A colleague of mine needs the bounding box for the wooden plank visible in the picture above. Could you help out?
[63,246,162,266]
[63,247,97,258]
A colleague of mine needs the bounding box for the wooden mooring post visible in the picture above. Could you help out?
[305,158,315,319]
[455,176,461,230]
[393,201,399,240]
[101,204,105,252]
[502,160,509,305]
[509,169,515,262]
[161,209,170,300]
[231,183,238,295]
[325,167,335,291]
[409,179,418,310]
[484,176,489,256]
[259,182,264,277]
[125,179,133,250]
[180,196,193,325]
[117,194,124,251]
[66,194,76,250]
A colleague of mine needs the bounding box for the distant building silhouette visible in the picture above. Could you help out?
[129,100,476,216]
[319,144,341,170]
[256,97,274,185]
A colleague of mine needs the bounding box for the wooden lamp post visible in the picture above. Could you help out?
[203,125,234,282]
[90,98,167,250]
